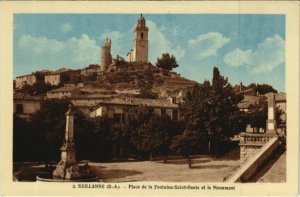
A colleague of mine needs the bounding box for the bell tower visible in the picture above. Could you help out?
[134,14,149,62]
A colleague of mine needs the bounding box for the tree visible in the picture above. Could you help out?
[247,97,268,131]
[179,67,246,156]
[30,100,70,163]
[113,55,128,69]
[110,121,131,158]
[247,83,278,95]
[124,106,178,160]
[13,114,45,162]
[18,81,54,96]
[156,53,179,71]
[256,84,278,95]
[126,106,153,159]
[135,88,158,99]
[170,130,205,168]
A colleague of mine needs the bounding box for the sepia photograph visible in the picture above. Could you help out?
[0,1,299,196]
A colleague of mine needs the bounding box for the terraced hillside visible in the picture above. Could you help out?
[86,63,197,97]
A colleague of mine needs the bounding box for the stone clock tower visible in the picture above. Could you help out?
[132,14,149,63]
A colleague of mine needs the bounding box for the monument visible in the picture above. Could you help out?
[37,104,97,182]
[52,104,81,179]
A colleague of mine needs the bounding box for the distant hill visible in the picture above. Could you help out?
[85,62,197,98]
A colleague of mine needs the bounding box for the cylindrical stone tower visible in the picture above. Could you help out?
[101,38,112,71]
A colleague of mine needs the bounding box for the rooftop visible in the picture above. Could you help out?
[14,92,45,100]
[92,97,178,110]
[238,95,261,109]
[47,84,80,93]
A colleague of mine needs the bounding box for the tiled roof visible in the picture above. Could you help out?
[71,94,115,99]
[16,73,36,78]
[13,92,45,100]
[45,68,80,75]
[48,85,79,93]
[92,97,178,110]
[238,95,260,109]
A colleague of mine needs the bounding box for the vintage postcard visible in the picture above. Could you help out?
[0,1,299,196]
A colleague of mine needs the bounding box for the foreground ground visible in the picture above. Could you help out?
[13,148,286,182]
[14,155,240,182]
[89,156,240,182]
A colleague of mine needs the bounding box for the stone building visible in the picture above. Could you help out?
[238,95,261,112]
[15,71,50,89]
[100,38,112,71]
[44,68,80,86]
[47,84,81,99]
[81,64,100,76]
[234,82,257,96]
[127,14,149,63]
[15,74,37,89]
[13,92,44,120]
[90,97,179,121]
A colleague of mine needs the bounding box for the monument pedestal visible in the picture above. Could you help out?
[37,104,97,182]
[52,105,86,180]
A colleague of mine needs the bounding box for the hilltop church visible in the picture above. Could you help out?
[100,14,149,71]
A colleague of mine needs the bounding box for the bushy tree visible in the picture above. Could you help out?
[124,106,178,160]
[179,67,246,156]
[13,114,45,162]
[247,83,278,95]
[136,88,158,99]
[170,130,207,168]
[113,55,128,69]
[247,97,268,131]
[156,53,179,71]
[30,100,70,162]
[19,81,54,96]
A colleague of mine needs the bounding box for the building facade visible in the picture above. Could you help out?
[90,97,179,121]
[47,84,81,99]
[13,92,44,120]
[44,69,80,86]
[15,74,37,89]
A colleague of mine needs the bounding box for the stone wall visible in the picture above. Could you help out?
[15,75,37,89]
[240,145,262,163]
[226,137,279,182]
[239,132,275,164]
[45,74,61,85]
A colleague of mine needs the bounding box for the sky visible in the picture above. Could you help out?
[14,14,285,92]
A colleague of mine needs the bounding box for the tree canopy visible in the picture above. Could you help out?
[247,96,268,131]
[156,53,179,71]
[247,83,278,95]
[178,67,247,156]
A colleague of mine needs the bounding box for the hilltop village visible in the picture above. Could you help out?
[14,15,196,120]
[14,14,283,122]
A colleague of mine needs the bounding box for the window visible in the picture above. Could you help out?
[16,104,23,114]
[140,32,144,39]
[173,110,179,121]
[161,109,166,116]
[149,108,155,115]
[113,113,123,123]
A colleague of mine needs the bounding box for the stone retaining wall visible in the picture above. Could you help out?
[225,137,279,182]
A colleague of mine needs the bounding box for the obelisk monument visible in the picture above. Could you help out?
[53,104,81,179]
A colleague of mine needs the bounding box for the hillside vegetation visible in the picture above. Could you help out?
[87,62,197,97]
